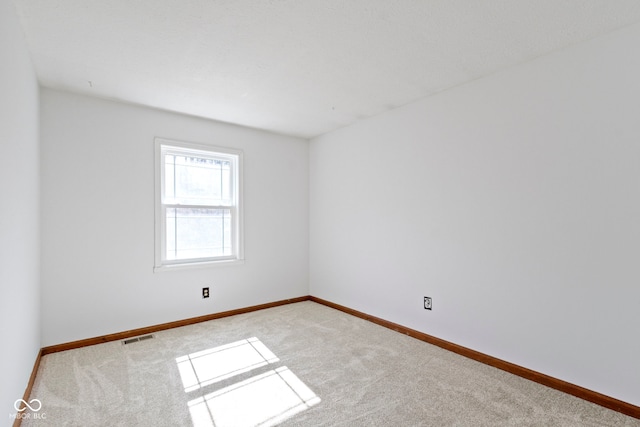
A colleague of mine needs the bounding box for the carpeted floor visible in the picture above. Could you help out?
[23,301,639,426]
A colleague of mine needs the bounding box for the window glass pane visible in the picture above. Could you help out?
[165,155,176,200]
[164,154,232,205]
[166,208,232,260]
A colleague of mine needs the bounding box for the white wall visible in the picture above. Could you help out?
[0,0,41,418]
[40,89,308,347]
[310,23,640,405]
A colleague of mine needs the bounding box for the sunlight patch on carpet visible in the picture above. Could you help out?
[177,337,320,426]
[176,337,279,392]
[188,366,320,427]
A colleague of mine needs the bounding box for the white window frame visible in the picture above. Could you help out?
[154,137,244,271]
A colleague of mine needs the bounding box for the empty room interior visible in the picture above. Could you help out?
[2,0,640,425]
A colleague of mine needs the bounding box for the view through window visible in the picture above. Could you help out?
[155,138,243,269]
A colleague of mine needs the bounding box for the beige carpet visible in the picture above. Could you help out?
[23,301,639,426]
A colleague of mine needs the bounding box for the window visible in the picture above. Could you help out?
[155,138,243,270]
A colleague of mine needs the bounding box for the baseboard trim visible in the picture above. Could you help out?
[12,348,43,427]
[41,296,310,355]
[309,296,640,420]
[26,295,639,420]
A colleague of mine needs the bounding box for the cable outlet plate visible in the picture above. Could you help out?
[424,296,432,310]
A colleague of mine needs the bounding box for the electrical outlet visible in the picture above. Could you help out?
[202,287,210,299]
[424,296,432,310]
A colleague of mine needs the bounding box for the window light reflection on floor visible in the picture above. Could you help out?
[176,337,279,392]
[176,337,320,426]
[188,366,320,427]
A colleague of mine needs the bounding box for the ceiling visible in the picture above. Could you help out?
[12,1,640,138]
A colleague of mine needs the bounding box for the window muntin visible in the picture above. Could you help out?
[155,139,243,269]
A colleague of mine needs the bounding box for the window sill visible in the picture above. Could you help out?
[154,258,245,273]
